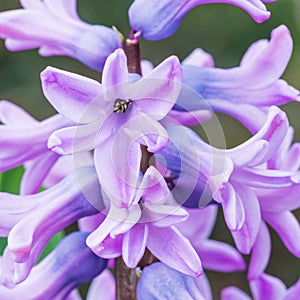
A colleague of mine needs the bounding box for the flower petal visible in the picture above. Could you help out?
[197,240,246,272]
[250,274,286,300]
[263,211,300,257]
[147,226,202,277]
[40,67,102,123]
[231,186,261,254]
[94,131,141,207]
[248,221,271,279]
[122,224,148,268]
[132,55,182,120]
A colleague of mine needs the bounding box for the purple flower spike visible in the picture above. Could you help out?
[0,232,107,299]
[1,166,101,285]
[0,0,121,71]
[137,262,209,300]
[129,0,274,40]
[177,25,299,133]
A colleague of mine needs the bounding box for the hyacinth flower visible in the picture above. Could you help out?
[0,100,75,194]
[137,262,212,300]
[0,166,102,285]
[129,0,275,41]
[158,106,300,255]
[247,128,300,279]
[222,273,300,300]
[0,0,121,71]
[175,25,299,133]
[41,48,182,207]
[0,232,108,299]
[86,166,202,277]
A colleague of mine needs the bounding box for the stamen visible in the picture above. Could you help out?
[113,98,133,113]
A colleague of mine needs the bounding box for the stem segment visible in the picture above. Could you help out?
[115,30,147,300]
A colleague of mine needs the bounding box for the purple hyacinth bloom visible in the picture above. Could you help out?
[0,0,121,71]
[159,106,300,255]
[137,262,211,300]
[0,100,75,194]
[0,166,101,285]
[41,48,182,208]
[129,0,274,40]
[0,232,107,299]
[86,166,202,277]
[176,25,299,133]
[222,273,300,300]
[248,128,300,279]
[177,206,246,273]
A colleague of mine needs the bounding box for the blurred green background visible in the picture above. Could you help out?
[0,0,299,299]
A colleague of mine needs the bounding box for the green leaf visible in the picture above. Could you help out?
[0,166,24,194]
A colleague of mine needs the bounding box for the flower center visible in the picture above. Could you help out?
[113,98,133,113]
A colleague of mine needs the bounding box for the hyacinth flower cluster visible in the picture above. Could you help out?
[0,0,299,299]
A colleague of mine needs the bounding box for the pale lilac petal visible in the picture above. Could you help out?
[231,186,261,254]
[42,0,80,21]
[248,221,271,279]
[196,240,246,272]
[195,273,213,300]
[101,49,129,92]
[124,113,169,153]
[162,109,212,127]
[250,274,286,300]
[221,183,245,231]
[40,67,102,123]
[0,100,37,125]
[221,286,252,300]
[141,60,154,76]
[233,168,294,189]
[87,269,116,300]
[0,114,70,173]
[263,211,300,257]
[143,204,188,227]
[43,152,94,188]
[94,133,141,207]
[134,166,170,205]
[285,279,300,300]
[110,205,142,236]
[86,205,128,255]
[78,214,105,232]
[257,185,300,212]
[176,206,218,241]
[132,55,182,119]
[182,48,214,68]
[91,235,123,259]
[66,289,82,300]
[227,106,289,166]
[48,122,105,155]
[147,226,202,277]
[122,224,148,268]
[20,152,59,195]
